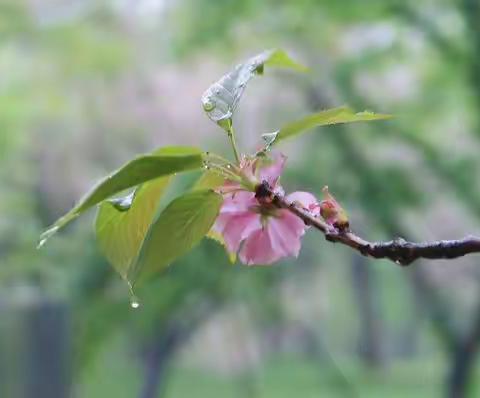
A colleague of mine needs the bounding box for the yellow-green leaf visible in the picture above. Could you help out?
[274,106,393,144]
[129,190,223,286]
[191,171,235,262]
[192,170,225,191]
[95,177,171,280]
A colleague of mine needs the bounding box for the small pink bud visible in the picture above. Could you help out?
[319,186,349,230]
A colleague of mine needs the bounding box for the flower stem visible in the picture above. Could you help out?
[227,126,241,165]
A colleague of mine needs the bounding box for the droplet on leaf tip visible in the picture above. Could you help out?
[130,294,141,309]
[127,282,140,309]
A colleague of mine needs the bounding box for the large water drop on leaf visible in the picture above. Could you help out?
[201,49,307,132]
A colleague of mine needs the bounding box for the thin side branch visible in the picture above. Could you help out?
[255,182,480,266]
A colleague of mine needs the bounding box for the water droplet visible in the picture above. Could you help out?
[130,298,140,309]
[226,164,231,169]
[202,98,215,112]
[127,282,140,309]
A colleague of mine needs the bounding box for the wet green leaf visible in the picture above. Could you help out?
[38,146,204,247]
[95,177,171,280]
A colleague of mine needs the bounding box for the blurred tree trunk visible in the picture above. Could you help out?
[139,324,182,398]
[25,300,71,398]
[0,295,72,398]
[139,300,219,398]
[447,300,480,398]
[351,254,385,368]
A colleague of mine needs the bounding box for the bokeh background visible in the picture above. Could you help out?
[2,0,480,397]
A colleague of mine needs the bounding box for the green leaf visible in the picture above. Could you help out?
[129,189,223,285]
[274,106,393,144]
[207,229,236,264]
[263,49,309,72]
[192,170,225,191]
[191,171,235,263]
[201,49,307,131]
[38,146,204,247]
[95,176,171,280]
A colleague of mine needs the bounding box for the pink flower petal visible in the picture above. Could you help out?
[258,152,287,186]
[222,212,262,253]
[219,191,256,214]
[213,191,256,234]
[239,210,306,265]
[286,191,320,216]
[212,150,313,266]
[268,210,305,257]
[212,212,232,233]
[239,227,280,265]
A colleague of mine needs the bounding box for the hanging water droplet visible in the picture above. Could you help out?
[127,282,140,309]
[130,297,140,309]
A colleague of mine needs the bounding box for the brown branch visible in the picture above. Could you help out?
[255,182,480,266]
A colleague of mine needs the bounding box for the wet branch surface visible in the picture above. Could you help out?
[255,182,480,266]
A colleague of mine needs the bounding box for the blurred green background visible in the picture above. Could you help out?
[2,0,480,397]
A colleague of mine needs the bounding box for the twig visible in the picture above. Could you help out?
[255,182,480,266]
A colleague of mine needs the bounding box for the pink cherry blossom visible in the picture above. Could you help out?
[212,153,319,265]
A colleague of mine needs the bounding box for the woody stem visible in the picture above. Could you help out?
[255,181,480,266]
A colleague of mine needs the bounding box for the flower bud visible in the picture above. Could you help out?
[319,186,349,230]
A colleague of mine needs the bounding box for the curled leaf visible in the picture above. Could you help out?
[201,49,307,131]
